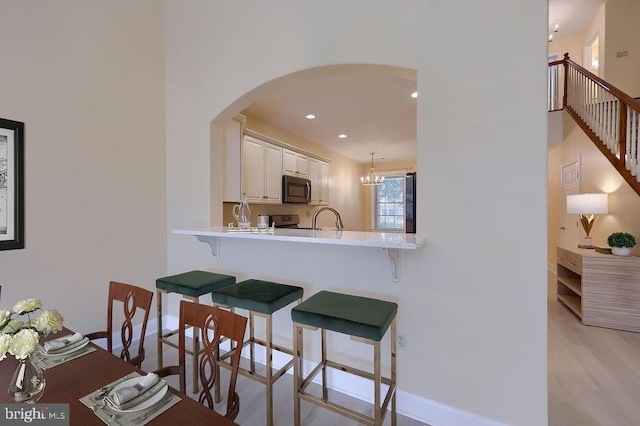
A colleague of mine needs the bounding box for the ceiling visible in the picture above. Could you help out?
[549,0,604,40]
[244,72,417,165]
[243,0,603,166]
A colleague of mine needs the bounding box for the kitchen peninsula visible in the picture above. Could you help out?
[174,227,426,282]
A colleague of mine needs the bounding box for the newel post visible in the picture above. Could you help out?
[562,52,570,108]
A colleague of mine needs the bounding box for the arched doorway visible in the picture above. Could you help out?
[209,64,417,230]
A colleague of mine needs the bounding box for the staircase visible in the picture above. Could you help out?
[548,53,640,197]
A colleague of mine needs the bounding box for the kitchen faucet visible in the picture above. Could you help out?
[311,207,344,230]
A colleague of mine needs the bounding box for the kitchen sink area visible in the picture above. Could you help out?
[269,214,321,230]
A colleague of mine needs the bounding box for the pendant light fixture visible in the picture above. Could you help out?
[361,152,384,185]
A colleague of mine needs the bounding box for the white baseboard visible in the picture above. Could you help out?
[131,316,504,426]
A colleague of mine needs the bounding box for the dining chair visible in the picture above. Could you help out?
[86,281,153,368]
[154,300,247,420]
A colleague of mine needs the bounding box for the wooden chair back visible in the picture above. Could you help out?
[156,300,247,420]
[86,281,153,368]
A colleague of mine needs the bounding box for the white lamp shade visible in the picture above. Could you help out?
[567,193,608,215]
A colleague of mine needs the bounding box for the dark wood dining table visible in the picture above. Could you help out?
[0,328,239,425]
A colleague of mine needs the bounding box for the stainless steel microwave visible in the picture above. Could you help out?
[282,175,311,204]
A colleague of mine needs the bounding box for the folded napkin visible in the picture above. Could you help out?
[43,332,83,353]
[111,373,160,409]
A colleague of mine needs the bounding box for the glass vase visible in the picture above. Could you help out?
[8,356,46,403]
[232,197,252,229]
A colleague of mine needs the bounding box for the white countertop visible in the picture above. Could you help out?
[173,227,426,250]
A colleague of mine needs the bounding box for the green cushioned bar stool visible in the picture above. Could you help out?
[291,290,397,426]
[211,279,304,426]
[156,270,235,393]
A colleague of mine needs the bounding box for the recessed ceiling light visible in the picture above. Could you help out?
[305,114,316,119]
[338,134,347,139]
[411,91,418,98]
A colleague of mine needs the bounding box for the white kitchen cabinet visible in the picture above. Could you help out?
[223,114,245,202]
[264,143,283,202]
[283,148,308,178]
[307,158,330,205]
[319,160,330,205]
[283,149,296,176]
[243,135,282,204]
[308,158,320,204]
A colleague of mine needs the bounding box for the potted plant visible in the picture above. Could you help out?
[607,232,636,256]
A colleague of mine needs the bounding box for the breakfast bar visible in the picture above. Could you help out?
[173,227,426,282]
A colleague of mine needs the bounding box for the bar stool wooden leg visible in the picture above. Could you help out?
[391,318,397,426]
[374,340,381,426]
[157,289,165,370]
[250,312,256,374]
[321,328,328,402]
[266,313,273,426]
[186,294,200,394]
[293,323,303,426]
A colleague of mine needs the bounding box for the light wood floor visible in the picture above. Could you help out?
[137,277,640,426]
[548,271,640,426]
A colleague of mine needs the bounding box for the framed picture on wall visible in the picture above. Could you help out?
[0,118,24,250]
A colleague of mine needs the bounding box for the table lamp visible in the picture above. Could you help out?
[566,193,608,248]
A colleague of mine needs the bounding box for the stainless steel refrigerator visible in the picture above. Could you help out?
[406,172,416,234]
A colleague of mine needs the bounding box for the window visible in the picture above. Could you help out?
[373,174,405,230]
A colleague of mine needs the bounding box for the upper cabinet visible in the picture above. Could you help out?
[308,158,330,205]
[319,160,329,205]
[223,114,246,202]
[283,149,308,178]
[243,135,282,204]
[227,127,330,205]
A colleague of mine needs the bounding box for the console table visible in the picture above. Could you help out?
[557,246,640,333]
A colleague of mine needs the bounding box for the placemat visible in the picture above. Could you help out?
[80,372,181,425]
[31,345,97,370]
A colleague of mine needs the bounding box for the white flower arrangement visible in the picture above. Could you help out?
[0,299,64,360]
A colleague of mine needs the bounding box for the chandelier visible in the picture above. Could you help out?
[360,152,384,186]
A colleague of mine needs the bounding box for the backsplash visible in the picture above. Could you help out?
[223,202,318,228]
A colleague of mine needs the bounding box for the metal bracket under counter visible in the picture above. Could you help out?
[197,235,220,258]
[384,248,400,283]
[196,227,275,258]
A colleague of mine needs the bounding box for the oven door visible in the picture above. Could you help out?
[282,175,311,204]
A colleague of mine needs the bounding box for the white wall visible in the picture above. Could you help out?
[584,3,607,78]
[548,35,583,64]
[604,0,640,96]
[165,1,548,425]
[0,2,166,333]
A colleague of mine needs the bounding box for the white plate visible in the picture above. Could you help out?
[108,378,168,413]
[41,337,90,357]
